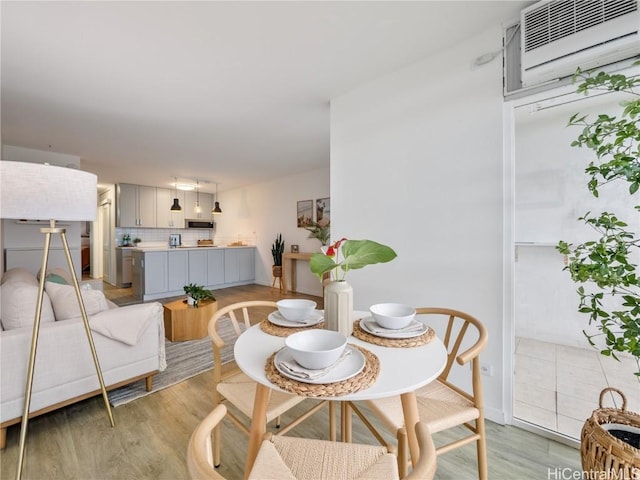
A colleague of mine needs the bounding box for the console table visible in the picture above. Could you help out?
[282,252,313,294]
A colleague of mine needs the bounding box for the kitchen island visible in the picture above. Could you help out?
[131,246,255,301]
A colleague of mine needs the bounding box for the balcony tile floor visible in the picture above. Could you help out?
[514,337,640,439]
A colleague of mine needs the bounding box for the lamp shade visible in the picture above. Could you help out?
[0,161,97,221]
[212,182,222,214]
[170,198,182,211]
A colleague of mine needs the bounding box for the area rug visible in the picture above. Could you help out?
[110,295,143,307]
[107,317,241,407]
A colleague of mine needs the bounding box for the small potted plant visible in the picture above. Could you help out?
[305,221,330,246]
[183,283,215,308]
[271,234,284,279]
[310,237,397,335]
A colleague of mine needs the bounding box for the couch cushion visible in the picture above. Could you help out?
[1,267,38,286]
[0,281,56,330]
[45,282,109,321]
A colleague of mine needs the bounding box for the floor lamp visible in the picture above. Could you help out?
[0,161,115,479]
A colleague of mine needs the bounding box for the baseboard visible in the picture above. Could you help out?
[484,405,506,425]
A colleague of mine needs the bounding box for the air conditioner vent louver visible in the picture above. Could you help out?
[524,0,638,52]
[519,0,640,88]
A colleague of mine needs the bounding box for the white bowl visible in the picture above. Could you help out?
[276,299,317,322]
[285,330,347,370]
[370,303,416,330]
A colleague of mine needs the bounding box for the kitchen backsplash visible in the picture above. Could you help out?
[116,228,211,247]
[116,228,256,247]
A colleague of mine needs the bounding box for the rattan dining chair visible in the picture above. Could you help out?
[187,404,437,480]
[187,404,228,480]
[348,307,489,479]
[208,300,334,468]
[247,421,436,479]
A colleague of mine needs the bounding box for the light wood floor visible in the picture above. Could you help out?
[1,284,582,479]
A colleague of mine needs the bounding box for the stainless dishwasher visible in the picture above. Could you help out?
[115,247,133,287]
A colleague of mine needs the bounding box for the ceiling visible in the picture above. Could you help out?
[1,1,530,194]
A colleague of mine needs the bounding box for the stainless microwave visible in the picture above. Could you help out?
[185,219,215,229]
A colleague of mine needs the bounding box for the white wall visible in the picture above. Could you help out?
[215,167,330,296]
[331,27,507,421]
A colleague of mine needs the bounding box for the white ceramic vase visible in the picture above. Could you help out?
[324,280,353,336]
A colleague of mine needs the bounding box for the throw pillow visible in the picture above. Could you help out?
[44,273,69,285]
[37,267,73,285]
[45,282,109,321]
[0,281,56,329]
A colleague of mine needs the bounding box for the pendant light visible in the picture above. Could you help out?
[212,183,222,215]
[170,177,182,211]
[194,180,202,214]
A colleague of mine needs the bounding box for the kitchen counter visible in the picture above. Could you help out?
[131,246,256,301]
[132,245,254,252]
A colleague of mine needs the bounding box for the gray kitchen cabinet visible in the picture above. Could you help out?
[117,183,156,227]
[224,248,255,283]
[135,246,255,301]
[156,187,171,228]
[238,248,255,281]
[132,250,168,298]
[157,187,185,228]
[184,191,213,220]
[224,248,240,283]
[207,249,225,286]
[168,250,188,292]
[188,249,207,285]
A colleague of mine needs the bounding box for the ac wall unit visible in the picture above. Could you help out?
[521,0,640,87]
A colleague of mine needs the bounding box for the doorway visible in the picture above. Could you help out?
[509,83,640,442]
[100,200,112,284]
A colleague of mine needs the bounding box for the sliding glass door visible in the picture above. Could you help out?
[511,87,639,441]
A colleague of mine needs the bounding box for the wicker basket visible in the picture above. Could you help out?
[581,388,640,479]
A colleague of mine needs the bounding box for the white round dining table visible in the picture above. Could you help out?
[234,311,448,478]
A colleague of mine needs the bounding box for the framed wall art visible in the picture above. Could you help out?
[297,200,313,227]
[316,197,330,225]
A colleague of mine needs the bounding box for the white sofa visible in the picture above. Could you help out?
[0,268,166,448]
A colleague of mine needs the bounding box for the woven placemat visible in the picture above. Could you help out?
[260,319,325,337]
[264,345,380,397]
[352,319,435,348]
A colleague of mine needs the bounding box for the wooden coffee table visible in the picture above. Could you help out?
[163,298,218,341]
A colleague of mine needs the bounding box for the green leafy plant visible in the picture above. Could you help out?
[305,221,330,246]
[271,233,284,266]
[183,283,215,307]
[556,66,640,378]
[310,238,397,281]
